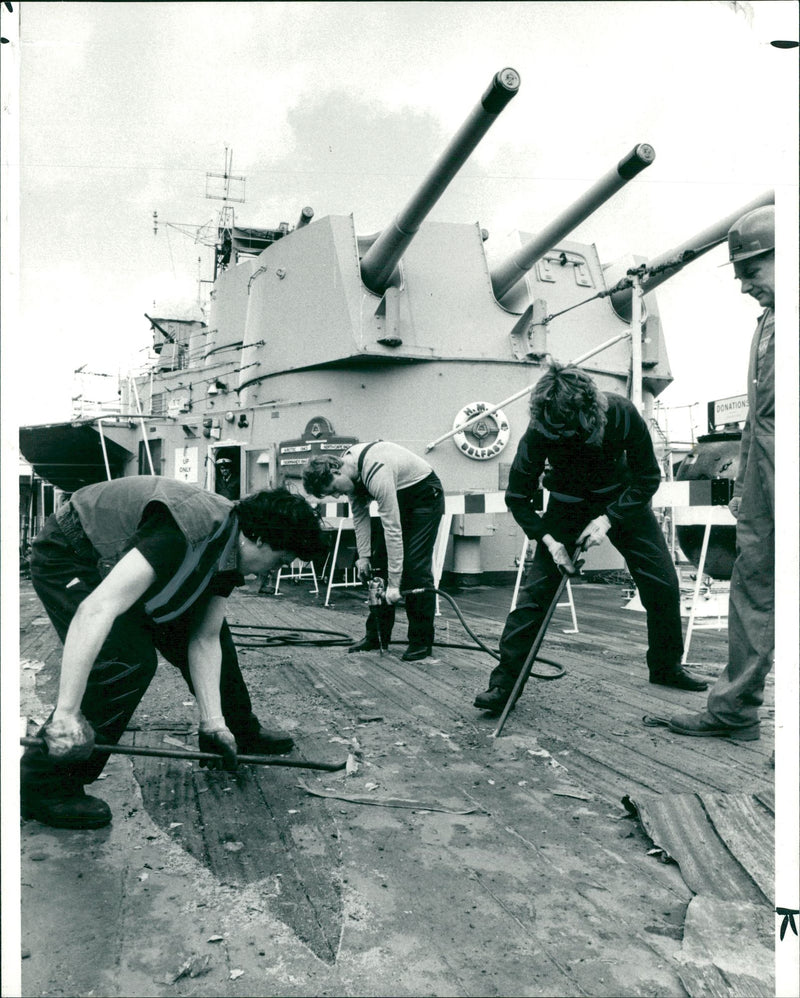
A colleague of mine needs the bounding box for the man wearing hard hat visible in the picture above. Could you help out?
[670,205,775,741]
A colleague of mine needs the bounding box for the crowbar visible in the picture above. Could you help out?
[20,737,347,772]
[491,543,585,738]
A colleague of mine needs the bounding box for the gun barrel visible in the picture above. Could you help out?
[296,206,314,229]
[608,189,775,318]
[489,143,656,301]
[360,68,520,295]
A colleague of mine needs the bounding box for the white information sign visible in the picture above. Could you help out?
[712,394,748,427]
[175,446,199,483]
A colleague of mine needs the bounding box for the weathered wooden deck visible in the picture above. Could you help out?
[19,575,775,997]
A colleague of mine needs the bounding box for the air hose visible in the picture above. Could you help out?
[229,624,355,649]
[401,586,566,677]
[403,586,499,660]
[229,584,566,677]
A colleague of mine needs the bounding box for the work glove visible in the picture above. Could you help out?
[356,557,372,582]
[198,718,238,772]
[577,514,611,551]
[728,495,742,519]
[41,711,96,763]
[544,539,578,576]
[384,585,402,605]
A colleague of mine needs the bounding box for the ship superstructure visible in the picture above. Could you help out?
[20,69,772,582]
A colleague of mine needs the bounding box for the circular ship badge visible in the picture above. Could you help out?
[452,402,511,461]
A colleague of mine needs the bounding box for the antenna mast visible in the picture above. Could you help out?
[149,146,252,310]
[205,146,246,279]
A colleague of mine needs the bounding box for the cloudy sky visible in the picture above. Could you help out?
[5,0,799,439]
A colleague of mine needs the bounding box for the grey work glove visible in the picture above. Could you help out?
[728,495,742,519]
[356,557,372,582]
[577,514,611,550]
[42,712,96,763]
[198,718,238,772]
[544,539,578,576]
[384,585,402,605]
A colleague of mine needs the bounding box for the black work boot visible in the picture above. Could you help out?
[404,590,435,661]
[233,713,294,755]
[401,645,432,662]
[350,604,395,652]
[649,666,708,692]
[473,686,516,716]
[348,636,381,653]
[376,603,396,649]
[21,785,111,830]
[20,735,112,829]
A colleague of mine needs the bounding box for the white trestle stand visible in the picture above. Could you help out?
[318,493,509,613]
[635,480,736,664]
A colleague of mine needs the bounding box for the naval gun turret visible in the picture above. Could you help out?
[489,143,656,302]
[360,68,521,295]
[116,68,776,585]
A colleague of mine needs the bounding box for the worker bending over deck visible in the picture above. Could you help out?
[21,478,324,829]
[303,442,445,661]
[475,362,706,717]
[670,206,775,741]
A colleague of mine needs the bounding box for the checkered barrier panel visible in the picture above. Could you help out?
[317,500,378,527]
[653,479,736,526]
[316,491,546,526]
[652,480,735,508]
[316,482,735,527]
[445,492,513,515]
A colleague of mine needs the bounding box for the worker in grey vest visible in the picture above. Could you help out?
[21,478,324,829]
[670,205,775,741]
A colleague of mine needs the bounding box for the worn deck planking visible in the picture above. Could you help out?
[129,732,344,964]
[232,582,772,802]
[19,576,776,995]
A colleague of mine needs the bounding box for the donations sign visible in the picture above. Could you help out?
[708,394,748,432]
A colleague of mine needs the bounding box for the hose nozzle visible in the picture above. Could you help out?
[367,576,386,606]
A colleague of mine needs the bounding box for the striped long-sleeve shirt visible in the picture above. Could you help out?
[345,441,433,588]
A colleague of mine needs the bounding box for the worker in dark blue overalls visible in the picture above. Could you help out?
[474,362,705,717]
[671,206,775,741]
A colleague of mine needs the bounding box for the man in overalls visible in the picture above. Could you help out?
[670,206,775,741]
[473,363,705,717]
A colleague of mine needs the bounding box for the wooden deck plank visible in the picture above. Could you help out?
[19,576,775,994]
[130,730,344,965]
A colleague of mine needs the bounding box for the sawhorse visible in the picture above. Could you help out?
[509,535,579,633]
[674,505,733,664]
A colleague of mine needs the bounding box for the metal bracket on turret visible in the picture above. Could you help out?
[508,300,548,362]
[375,286,403,347]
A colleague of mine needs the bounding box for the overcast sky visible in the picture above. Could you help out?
[5,0,799,440]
